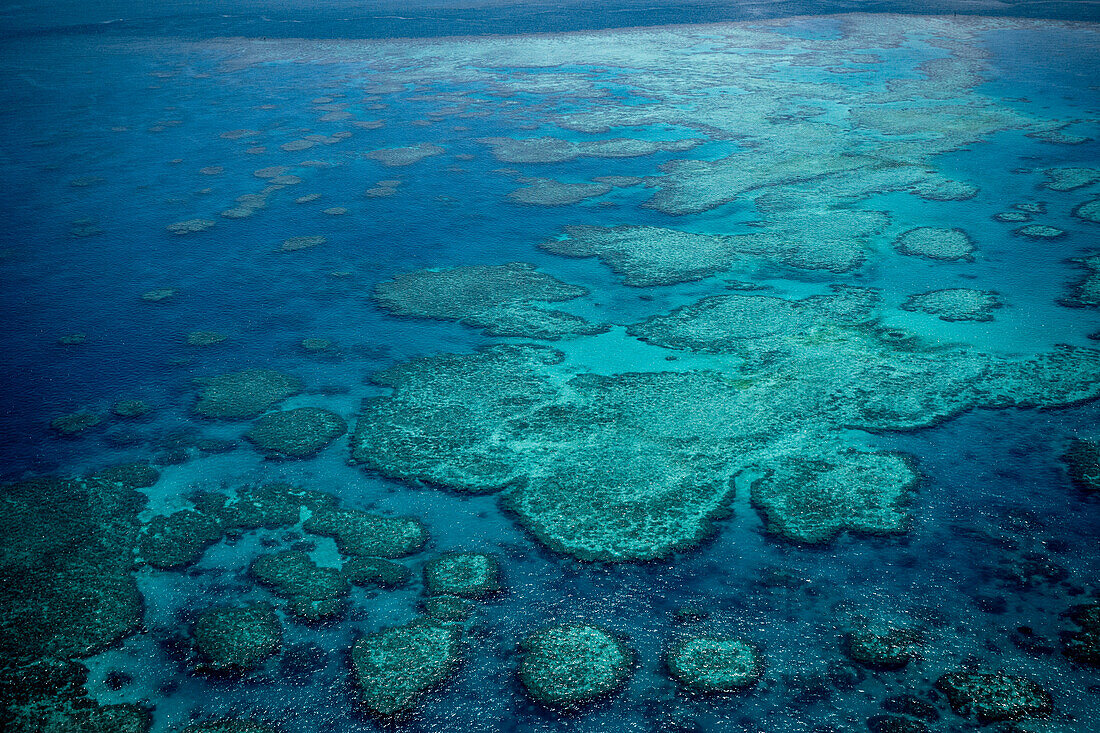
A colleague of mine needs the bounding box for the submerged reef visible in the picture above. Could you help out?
[629,286,879,354]
[542,207,886,285]
[350,620,461,717]
[193,369,303,419]
[50,411,103,435]
[251,550,349,621]
[352,281,1100,560]
[166,218,215,235]
[280,235,326,252]
[843,625,919,670]
[343,557,411,589]
[1073,197,1100,224]
[934,671,1052,723]
[893,227,975,261]
[111,399,151,418]
[365,143,444,166]
[478,135,700,164]
[1062,601,1100,666]
[141,483,337,570]
[139,509,224,569]
[303,508,427,558]
[1059,254,1100,308]
[508,177,612,206]
[1062,439,1099,493]
[245,407,347,458]
[0,470,154,729]
[1042,166,1100,191]
[423,553,501,599]
[183,722,278,733]
[518,625,633,707]
[1014,224,1065,239]
[192,602,282,671]
[666,636,763,692]
[910,176,978,201]
[750,450,917,544]
[900,288,1002,322]
[373,263,606,339]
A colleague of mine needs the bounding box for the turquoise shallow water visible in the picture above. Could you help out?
[1,9,1099,733]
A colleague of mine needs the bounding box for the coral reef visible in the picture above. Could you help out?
[300,337,332,352]
[251,551,349,621]
[518,624,633,707]
[1061,601,1100,666]
[1062,439,1099,493]
[1041,166,1100,191]
[139,510,223,569]
[350,620,461,716]
[92,463,160,489]
[186,331,228,346]
[666,636,763,692]
[542,208,885,285]
[166,219,215,235]
[365,143,444,166]
[280,235,326,252]
[141,288,175,302]
[0,473,148,729]
[50,411,102,435]
[343,557,411,588]
[1059,254,1100,308]
[1072,197,1100,224]
[192,602,282,671]
[1014,224,1065,239]
[478,136,700,163]
[934,671,1052,723]
[630,286,879,354]
[750,450,917,544]
[111,399,151,418]
[245,407,347,458]
[352,321,1100,559]
[373,263,606,339]
[193,369,303,419]
[910,177,977,201]
[900,288,1002,322]
[893,227,975,261]
[507,177,611,206]
[183,722,278,733]
[844,626,919,670]
[303,508,427,558]
[218,483,336,530]
[423,595,475,622]
[423,553,501,598]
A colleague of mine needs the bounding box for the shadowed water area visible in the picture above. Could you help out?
[0,2,1098,732]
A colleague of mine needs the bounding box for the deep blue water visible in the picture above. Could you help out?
[1,5,1098,733]
[2,0,1099,40]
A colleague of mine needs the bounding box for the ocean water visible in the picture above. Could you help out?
[1,4,1098,733]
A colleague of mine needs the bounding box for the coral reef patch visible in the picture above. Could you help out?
[518,624,633,707]
[350,620,460,717]
[193,369,303,419]
[373,263,606,339]
[666,636,763,692]
[934,671,1053,723]
[900,288,1002,322]
[245,407,347,458]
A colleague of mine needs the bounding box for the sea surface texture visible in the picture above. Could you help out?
[0,5,1098,733]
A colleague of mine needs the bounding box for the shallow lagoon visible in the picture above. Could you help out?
[0,7,1098,733]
